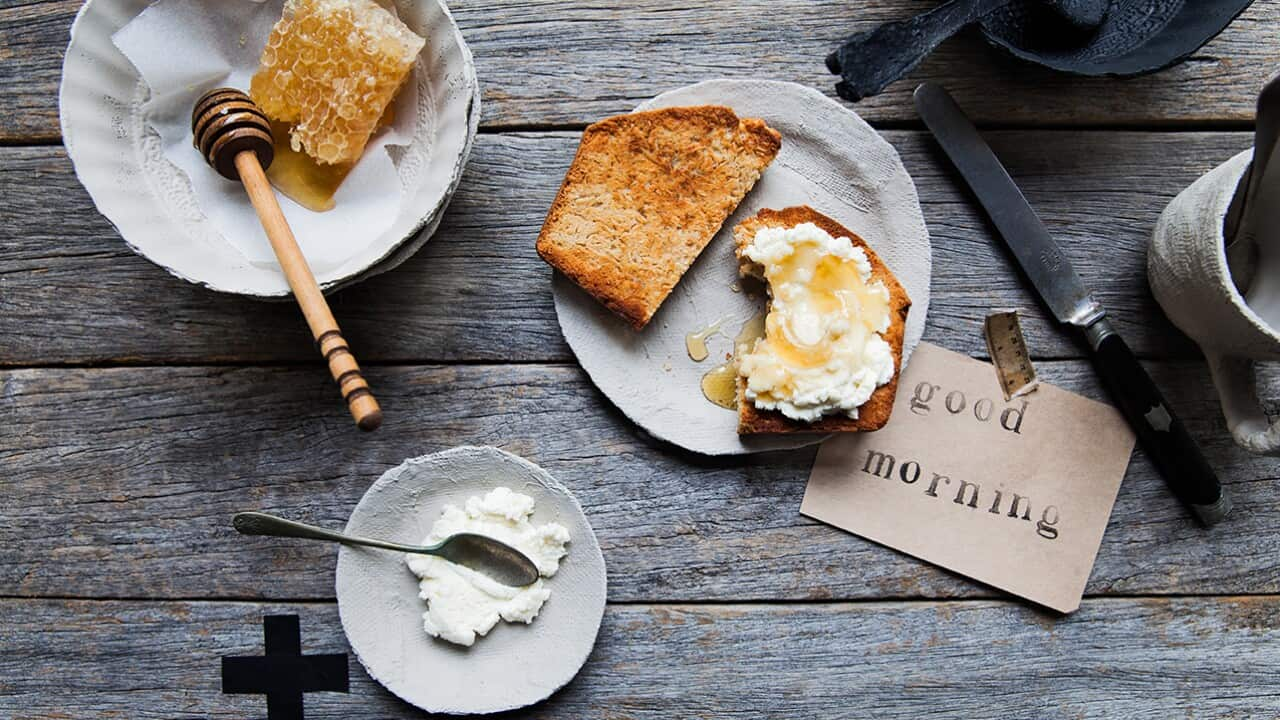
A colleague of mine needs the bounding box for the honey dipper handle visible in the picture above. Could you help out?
[233,151,382,431]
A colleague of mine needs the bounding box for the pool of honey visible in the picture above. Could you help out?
[700,363,738,409]
[263,102,397,212]
[699,313,765,410]
[265,121,354,212]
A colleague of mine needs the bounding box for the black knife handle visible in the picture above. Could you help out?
[1085,319,1231,526]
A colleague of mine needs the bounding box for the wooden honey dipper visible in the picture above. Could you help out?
[192,88,382,431]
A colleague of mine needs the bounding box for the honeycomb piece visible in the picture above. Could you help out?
[250,0,425,165]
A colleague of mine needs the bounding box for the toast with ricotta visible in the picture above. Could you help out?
[536,106,781,330]
[733,206,910,434]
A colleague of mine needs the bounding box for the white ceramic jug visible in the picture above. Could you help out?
[1150,150,1280,454]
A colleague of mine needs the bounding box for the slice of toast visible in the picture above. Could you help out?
[732,206,911,434]
[536,106,781,330]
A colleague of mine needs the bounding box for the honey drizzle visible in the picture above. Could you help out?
[734,312,766,353]
[699,313,766,411]
[685,317,726,362]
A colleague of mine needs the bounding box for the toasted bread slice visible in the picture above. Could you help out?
[536,106,781,330]
[732,206,911,434]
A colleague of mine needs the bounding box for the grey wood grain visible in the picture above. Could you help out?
[2,361,1277,602]
[0,0,69,143]
[2,596,1278,718]
[8,1,1278,711]
[5,1,1279,141]
[0,130,1249,365]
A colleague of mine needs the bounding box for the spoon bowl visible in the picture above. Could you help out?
[233,511,540,587]
[432,532,544,587]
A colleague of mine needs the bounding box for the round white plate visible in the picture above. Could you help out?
[552,80,932,456]
[59,0,480,297]
[335,447,607,715]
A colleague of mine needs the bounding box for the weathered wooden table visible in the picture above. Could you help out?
[4,2,1280,717]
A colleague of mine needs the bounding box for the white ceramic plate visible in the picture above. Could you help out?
[59,0,480,297]
[335,447,607,715]
[553,80,932,456]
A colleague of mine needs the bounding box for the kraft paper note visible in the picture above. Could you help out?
[803,342,1136,613]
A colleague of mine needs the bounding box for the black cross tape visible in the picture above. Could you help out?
[222,615,348,720]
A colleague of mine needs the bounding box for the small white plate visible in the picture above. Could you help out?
[59,0,480,297]
[552,80,932,456]
[335,447,607,715]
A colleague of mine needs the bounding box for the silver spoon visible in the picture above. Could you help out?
[232,511,541,587]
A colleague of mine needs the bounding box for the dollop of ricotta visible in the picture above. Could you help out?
[738,222,894,421]
[406,487,570,647]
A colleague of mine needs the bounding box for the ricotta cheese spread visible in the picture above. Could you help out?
[738,222,894,421]
[406,487,571,647]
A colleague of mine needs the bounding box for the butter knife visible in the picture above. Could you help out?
[913,82,1230,526]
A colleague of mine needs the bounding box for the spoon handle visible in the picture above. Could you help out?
[233,511,427,554]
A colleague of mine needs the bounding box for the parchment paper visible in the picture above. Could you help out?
[803,343,1136,614]
[553,80,932,456]
[113,0,419,274]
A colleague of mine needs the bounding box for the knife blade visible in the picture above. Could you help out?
[913,82,1231,526]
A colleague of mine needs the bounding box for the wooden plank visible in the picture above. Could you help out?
[0,0,70,143]
[2,596,1278,718]
[2,361,1277,602]
[0,130,1248,365]
[6,1,1280,141]
[455,0,1280,129]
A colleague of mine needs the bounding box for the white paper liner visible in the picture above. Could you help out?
[552,80,933,456]
[112,0,419,274]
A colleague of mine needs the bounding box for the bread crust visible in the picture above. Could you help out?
[536,106,781,330]
[732,206,911,434]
